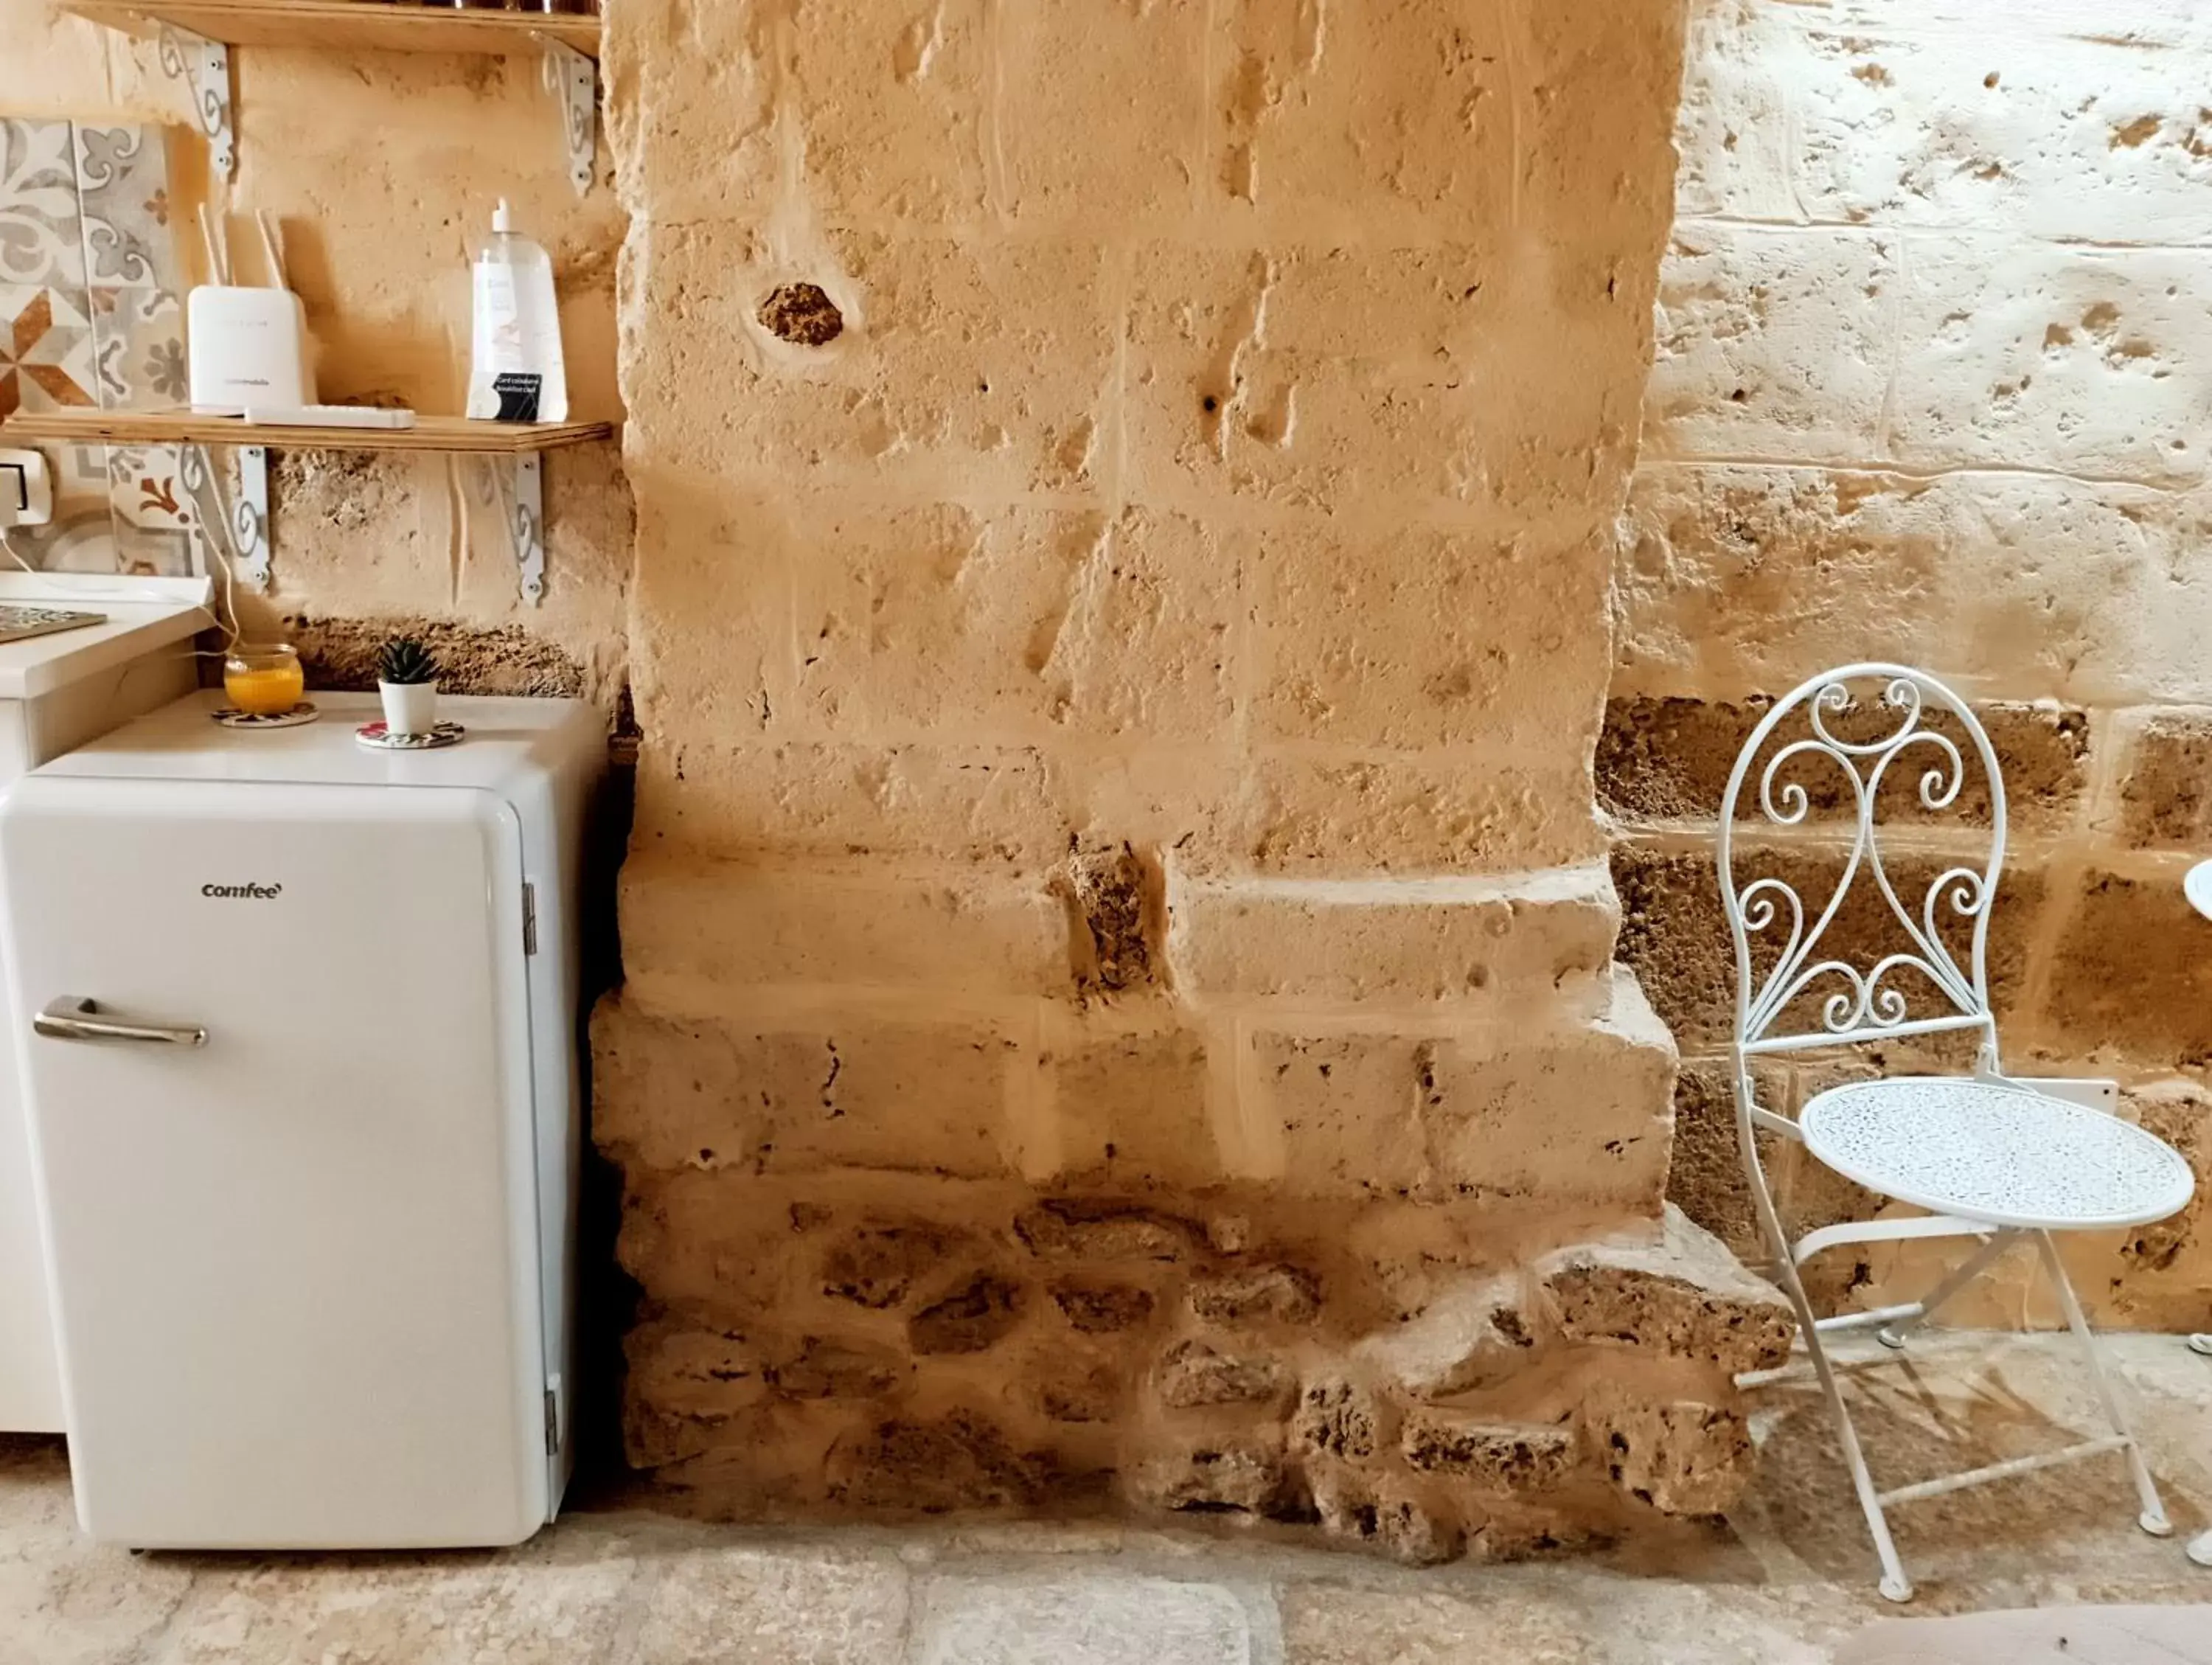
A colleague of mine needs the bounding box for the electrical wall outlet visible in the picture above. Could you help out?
[0,448,54,528]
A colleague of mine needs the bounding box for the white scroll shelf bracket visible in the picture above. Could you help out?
[181,440,268,594]
[234,443,270,591]
[512,452,546,607]
[157,22,234,178]
[538,36,597,196]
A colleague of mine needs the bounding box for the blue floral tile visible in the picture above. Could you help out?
[72,124,178,292]
[88,285,187,409]
[0,119,86,291]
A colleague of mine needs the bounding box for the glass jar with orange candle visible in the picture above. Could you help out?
[223,643,305,717]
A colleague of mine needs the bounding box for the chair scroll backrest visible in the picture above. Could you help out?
[1718,664,2006,1060]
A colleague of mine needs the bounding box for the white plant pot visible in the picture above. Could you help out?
[379,679,439,737]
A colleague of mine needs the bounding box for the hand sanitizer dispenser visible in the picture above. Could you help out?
[467,200,567,424]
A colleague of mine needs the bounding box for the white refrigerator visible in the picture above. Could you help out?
[0,571,210,1434]
[0,690,603,1549]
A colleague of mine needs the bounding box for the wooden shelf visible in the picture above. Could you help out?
[61,0,600,58]
[0,409,614,456]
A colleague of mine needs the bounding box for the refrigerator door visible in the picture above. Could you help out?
[0,776,548,1548]
[0,695,63,1433]
[1,654,201,1433]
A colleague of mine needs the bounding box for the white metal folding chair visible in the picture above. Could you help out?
[1719,663,2197,1602]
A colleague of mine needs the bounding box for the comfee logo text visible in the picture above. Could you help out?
[201,882,282,899]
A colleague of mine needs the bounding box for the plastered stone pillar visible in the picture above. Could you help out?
[595,0,1792,1555]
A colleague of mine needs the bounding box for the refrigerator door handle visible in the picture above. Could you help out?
[34,997,207,1049]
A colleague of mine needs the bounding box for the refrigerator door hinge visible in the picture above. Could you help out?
[543,1383,561,1455]
[522,882,539,956]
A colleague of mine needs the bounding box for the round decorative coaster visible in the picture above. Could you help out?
[212,702,319,729]
[355,719,466,752]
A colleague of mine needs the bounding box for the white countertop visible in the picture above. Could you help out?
[0,575,212,702]
[41,689,602,793]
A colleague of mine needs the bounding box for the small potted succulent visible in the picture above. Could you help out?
[377,636,441,737]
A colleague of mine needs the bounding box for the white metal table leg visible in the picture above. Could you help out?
[2192,1337,2212,1568]
[1876,1228,2015,1349]
[2032,1231,2171,1536]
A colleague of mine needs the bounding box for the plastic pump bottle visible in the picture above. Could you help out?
[467,198,568,424]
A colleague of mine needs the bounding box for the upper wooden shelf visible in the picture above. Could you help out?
[60,0,601,58]
[1,409,614,455]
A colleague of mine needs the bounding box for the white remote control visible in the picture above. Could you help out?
[240,406,417,430]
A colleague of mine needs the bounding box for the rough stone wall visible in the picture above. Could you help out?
[590,0,1804,1553]
[1613,0,2212,1325]
[3,3,631,700]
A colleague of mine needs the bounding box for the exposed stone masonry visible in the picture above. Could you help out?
[611,1175,1792,1560]
[1613,0,2212,1328]
[15,0,2211,1571]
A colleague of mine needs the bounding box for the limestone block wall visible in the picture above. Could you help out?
[1613,0,2212,1324]
[2,3,632,701]
[590,0,1809,1552]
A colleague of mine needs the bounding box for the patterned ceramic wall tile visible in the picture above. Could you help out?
[1,442,118,574]
[5,119,196,577]
[110,518,195,577]
[105,443,200,577]
[0,119,86,291]
[107,442,189,530]
[0,282,97,416]
[88,285,187,409]
[72,125,177,292]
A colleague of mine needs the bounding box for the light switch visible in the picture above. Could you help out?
[0,448,54,527]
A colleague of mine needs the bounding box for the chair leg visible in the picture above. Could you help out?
[2031,1231,2171,1537]
[1739,1106,1914,1599]
[1800,1293,1918,1601]
[1757,1223,1915,1597]
[1876,1228,2019,1350]
[2190,1529,2212,1568]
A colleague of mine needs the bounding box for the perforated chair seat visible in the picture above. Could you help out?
[1799,1077,2196,1232]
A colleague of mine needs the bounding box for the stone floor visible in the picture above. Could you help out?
[4,1332,2210,1665]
